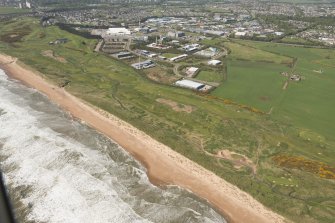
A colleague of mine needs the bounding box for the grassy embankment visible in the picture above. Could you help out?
[1,18,335,223]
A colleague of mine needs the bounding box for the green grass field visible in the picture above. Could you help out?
[196,70,224,82]
[1,18,335,223]
[212,60,287,112]
[280,37,317,45]
[224,41,294,64]
[227,39,335,140]
[162,53,180,58]
[0,7,32,14]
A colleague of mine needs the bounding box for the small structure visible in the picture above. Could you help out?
[185,67,199,77]
[175,79,205,90]
[106,28,131,35]
[168,31,185,38]
[281,72,289,77]
[290,74,301,81]
[26,1,32,8]
[138,50,157,58]
[113,51,134,59]
[181,44,201,53]
[208,59,222,66]
[147,43,171,50]
[131,60,155,70]
[204,30,225,36]
[170,54,188,62]
[49,38,68,45]
[195,47,219,58]
[171,40,180,45]
[235,31,247,37]
[158,56,167,60]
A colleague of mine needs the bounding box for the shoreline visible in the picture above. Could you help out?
[0,53,286,223]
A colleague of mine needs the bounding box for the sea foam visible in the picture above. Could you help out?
[0,69,226,223]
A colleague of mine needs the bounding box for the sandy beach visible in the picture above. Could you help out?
[0,53,286,223]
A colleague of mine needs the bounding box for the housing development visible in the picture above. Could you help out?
[0,0,334,223]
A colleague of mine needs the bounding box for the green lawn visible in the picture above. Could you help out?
[196,70,224,83]
[229,39,335,140]
[212,60,287,112]
[280,37,316,45]
[224,41,294,64]
[1,18,335,223]
[162,53,180,58]
[0,7,32,14]
[201,38,224,46]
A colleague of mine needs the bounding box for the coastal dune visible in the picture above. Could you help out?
[0,54,286,223]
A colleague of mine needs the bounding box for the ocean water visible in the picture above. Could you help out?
[0,69,226,223]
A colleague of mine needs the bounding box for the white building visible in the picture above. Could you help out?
[175,79,205,90]
[170,54,188,62]
[107,28,131,35]
[103,28,131,42]
[131,60,155,70]
[26,1,31,8]
[235,31,246,37]
[101,28,131,42]
[208,60,222,66]
[185,67,199,77]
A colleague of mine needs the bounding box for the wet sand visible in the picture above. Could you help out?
[0,54,286,223]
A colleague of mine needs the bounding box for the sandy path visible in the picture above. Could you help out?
[0,54,286,223]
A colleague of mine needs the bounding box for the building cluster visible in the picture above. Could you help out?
[2,1,334,90]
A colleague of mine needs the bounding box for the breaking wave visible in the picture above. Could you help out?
[0,69,226,223]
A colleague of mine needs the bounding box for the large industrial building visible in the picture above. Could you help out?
[103,28,132,42]
[175,79,205,90]
[131,60,155,69]
[208,59,222,66]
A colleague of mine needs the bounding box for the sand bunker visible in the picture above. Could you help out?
[216,149,257,174]
[41,50,67,63]
[156,98,195,113]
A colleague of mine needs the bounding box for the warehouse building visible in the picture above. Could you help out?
[113,51,134,59]
[185,67,199,77]
[170,54,188,62]
[208,59,222,66]
[103,28,131,42]
[175,79,205,90]
[131,60,155,69]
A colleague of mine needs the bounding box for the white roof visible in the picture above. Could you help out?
[187,67,199,72]
[170,54,188,61]
[175,80,204,90]
[107,28,131,35]
[208,60,221,65]
[235,31,246,36]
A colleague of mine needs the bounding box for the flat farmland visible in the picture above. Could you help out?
[224,41,293,65]
[212,60,287,112]
[230,40,335,140]
[196,70,224,83]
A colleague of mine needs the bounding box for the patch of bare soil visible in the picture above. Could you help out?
[216,149,257,174]
[145,67,179,84]
[282,80,289,90]
[156,98,195,113]
[41,50,67,63]
[259,96,270,101]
